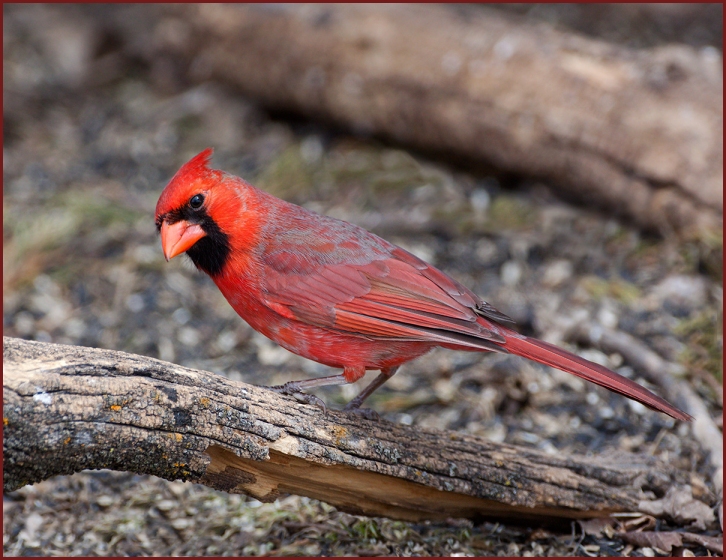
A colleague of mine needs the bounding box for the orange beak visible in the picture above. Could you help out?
[160,220,207,261]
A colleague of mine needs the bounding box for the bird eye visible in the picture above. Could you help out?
[189,194,204,209]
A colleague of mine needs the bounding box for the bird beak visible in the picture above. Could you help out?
[160,220,207,261]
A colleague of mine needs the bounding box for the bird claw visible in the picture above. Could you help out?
[290,391,327,414]
[263,383,327,414]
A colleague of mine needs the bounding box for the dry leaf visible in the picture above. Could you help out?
[619,531,683,552]
[638,485,715,530]
[577,518,616,537]
[681,532,723,555]
[618,514,656,532]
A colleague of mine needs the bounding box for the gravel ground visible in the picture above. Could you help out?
[3,4,722,556]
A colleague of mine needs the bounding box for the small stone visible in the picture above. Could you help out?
[433,379,456,403]
[600,406,615,419]
[538,440,558,455]
[501,260,522,286]
[483,422,507,443]
[20,512,44,545]
[171,517,191,529]
[628,400,647,415]
[216,330,237,353]
[96,495,114,507]
[33,274,60,296]
[30,290,71,329]
[475,239,499,265]
[172,307,191,325]
[300,135,323,164]
[64,317,86,338]
[156,500,176,512]
[253,334,292,366]
[14,311,35,336]
[125,294,145,313]
[542,259,573,288]
[399,413,413,425]
[177,326,200,347]
[518,432,539,444]
[470,188,490,214]
[608,353,623,367]
[597,304,619,329]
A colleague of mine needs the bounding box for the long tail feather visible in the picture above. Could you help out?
[501,334,691,422]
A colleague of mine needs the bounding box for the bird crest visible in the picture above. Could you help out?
[155,148,222,220]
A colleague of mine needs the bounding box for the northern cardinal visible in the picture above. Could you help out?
[155,148,690,421]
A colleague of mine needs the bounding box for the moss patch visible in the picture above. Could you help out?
[579,275,642,305]
[675,309,723,384]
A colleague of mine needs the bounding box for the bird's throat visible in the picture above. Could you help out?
[185,218,231,277]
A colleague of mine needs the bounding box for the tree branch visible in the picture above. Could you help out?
[3,336,703,525]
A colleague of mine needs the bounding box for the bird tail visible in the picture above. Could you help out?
[500,333,691,422]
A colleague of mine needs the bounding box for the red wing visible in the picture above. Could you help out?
[390,247,515,324]
[262,249,508,351]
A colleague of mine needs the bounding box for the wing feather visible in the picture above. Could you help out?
[334,308,504,351]
[391,247,514,323]
[262,246,510,348]
[337,299,506,343]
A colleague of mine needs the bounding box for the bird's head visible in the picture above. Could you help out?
[155,148,257,277]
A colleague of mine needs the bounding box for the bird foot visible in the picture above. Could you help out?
[342,403,380,421]
[262,382,381,420]
[263,382,327,414]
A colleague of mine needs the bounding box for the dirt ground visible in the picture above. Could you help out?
[3,4,722,557]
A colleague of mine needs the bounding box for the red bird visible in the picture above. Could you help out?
[155,149,690,422]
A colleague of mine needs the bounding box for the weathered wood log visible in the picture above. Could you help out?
[4,336,701,525]
[104,3,722,235]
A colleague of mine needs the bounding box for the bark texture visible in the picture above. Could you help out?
[3,336,699,525]
[104,3,722,235]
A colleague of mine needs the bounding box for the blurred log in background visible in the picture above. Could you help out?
[82,4,724,235]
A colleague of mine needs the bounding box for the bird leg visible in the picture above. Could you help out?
[262,373,352,414]
[263,366,399,418]
[343,366,399,419]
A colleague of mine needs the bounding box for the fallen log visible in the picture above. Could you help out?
[104,3,722,235]
[3,336,704,525]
